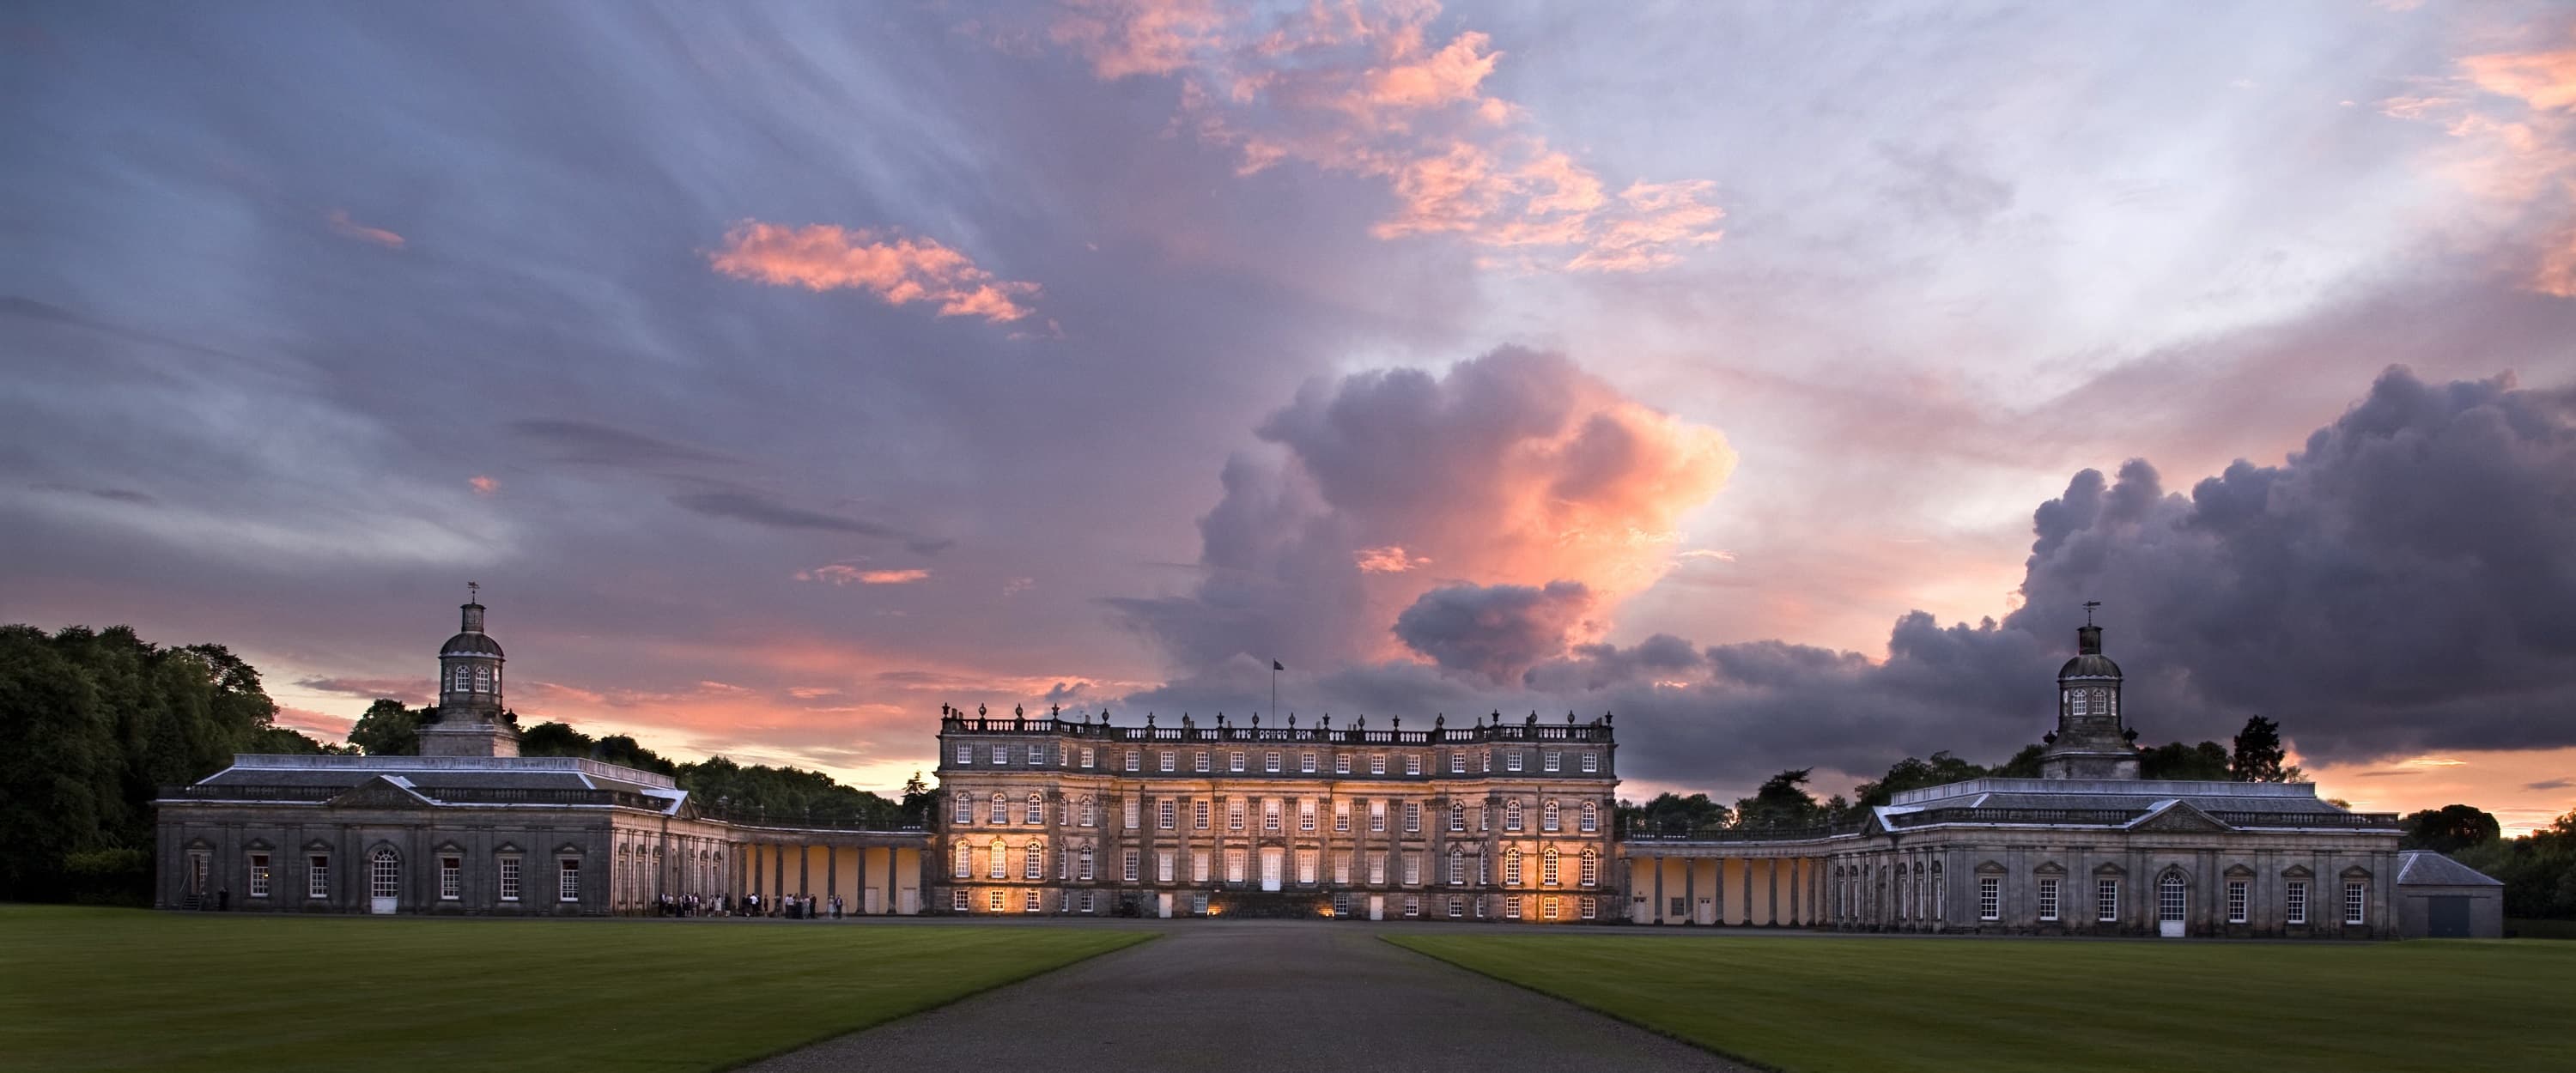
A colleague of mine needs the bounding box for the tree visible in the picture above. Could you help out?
[2401,804,2502,854]
[248,726,351,755]
[2229,716,2300,782]
[2137,740,2232,780]
[1853,751,1990,809]
[1735,769,1828,830]
[1990,743,2047,778]
[899,772,936,827]
[345,699,423,756]
[1631,792,1730,834]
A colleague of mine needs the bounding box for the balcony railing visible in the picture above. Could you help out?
[1885,807,2148,828]
[158,784,668,810]
[2206,810,2400,830]
[939,714,1613,745]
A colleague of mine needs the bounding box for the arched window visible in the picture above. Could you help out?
[1895,868,1909,921]
[1026,793,1045,825]
[1078,846,1095,881]
[1449,802,1466,832]
[473,664,492,690]
[2160,871,2188,924]
[1079,797,1097,827]
[2070,689,2087,716]
[1447,846,1466,886]
[1542,799,1561,833]
[1024,842,1044,881]
[1541,846,1560,886]
[1579,801,1599,833]
[1504,800,1524,832]
[990,793,1008,825]
[1579,849,1599,888]
[1503,847,1523,887]
[952,842,971,878]
[987,840,1006,880]
[1931,861,1945,921]
[369,848,400,900]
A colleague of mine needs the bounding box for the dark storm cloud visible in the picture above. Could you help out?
[1393,581,1596,685]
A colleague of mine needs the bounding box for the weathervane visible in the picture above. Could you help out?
[468,580,480,603]
[2082,599,2100,624]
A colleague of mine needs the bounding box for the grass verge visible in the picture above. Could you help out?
[1387,931,2575,1073]
[0,905,1147,1072]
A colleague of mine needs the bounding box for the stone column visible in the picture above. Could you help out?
[827,844,838,905]
[855,844,870,913]
[1651,854,1665,923]
[1681,856,1695,924]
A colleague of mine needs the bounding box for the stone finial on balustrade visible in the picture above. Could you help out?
[1147,711,1157,727]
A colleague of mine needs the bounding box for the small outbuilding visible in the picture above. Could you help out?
[2394,851,2503,938]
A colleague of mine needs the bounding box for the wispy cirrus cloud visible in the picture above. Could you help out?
[708,221,1039,322]
[325,209,404,249]
[1018,0,1724,272]
[796,564,933,585]
[2384,25,2576,295]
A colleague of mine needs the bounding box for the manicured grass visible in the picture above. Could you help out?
[1388,931,2576,1073]
[0,906,1147,1073]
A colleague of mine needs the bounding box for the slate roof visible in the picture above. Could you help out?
[2397,850,2504,887]
[440,631,505,658]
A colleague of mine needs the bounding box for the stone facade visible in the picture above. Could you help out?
[931,706,1620,922]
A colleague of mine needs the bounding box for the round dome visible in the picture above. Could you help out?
[440,632,506,658]
[2058,652,2120,679]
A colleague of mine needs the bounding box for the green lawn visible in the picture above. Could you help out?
[0,906,1146,1073]
[1388,931,2576,1073]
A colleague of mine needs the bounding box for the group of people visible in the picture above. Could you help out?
[650,891,851,919]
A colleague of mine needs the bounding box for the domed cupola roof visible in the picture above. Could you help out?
[441,631,505,658]
[2057,624,2119,679]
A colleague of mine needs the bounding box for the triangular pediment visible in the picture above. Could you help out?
[325,775,438,811]
[2125,800,2233,834]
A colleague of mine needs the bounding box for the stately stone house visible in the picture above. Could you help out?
[154,597,927,916]
[930,706,1620,921]
[160,594,2489,935]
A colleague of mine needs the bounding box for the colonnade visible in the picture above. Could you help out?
[733,838,925,914]
[1623,852,1833,926]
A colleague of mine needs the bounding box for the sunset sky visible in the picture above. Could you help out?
[5,2,2573,833]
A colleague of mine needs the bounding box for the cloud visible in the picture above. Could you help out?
[325,209,404,249]
[1392,580,1596,684]
[1013,0,1725,272]
[295,676,434,706]
[708,221,1039,322]
[796,565,932,585]
[2384,26,2576,295]
[468,475,498,496]
[1109,345,1735,672]
[1354,545,1430,573]
[671,488,907,537]
[507,419,738,470]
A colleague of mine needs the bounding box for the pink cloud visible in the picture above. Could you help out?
[468,475,498,496]
[1019,1,1723,273]
[1354,544,1431,573]
[2385,27,2576,295]
[708,221,1039,322]
[795,564,933,585]
[325,209,404,249]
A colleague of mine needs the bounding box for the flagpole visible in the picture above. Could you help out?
[1271,661,1278,724]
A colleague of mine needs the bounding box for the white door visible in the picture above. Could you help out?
[1260,849,1284,892]
[863,888,882,915]
[1368,894,1384,920]
[368,850,399,915]
[898,888,920,914]
[2158,876,2186,937]
[1158,893,1174,918]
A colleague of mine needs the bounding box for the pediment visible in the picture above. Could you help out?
[2033,860,2067,876]
[325,775,438,811]
[2223,864,2256,878]
[2125,800,2233,834]
[553,843,585,857]
[1974,859,2008,875]
[2281,864,2314,879]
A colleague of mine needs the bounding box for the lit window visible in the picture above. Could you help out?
[2227,880,2249,924]
[2287,881,2309,924]
[1978,876,2001,920]
[1542,799,1560,833]
[1334,799,1351,833]
[1370,800,1386,833]
[2097,878,2119,923]
[440,856,462,900]
[2344,882,2366,925]
[1334,755,1352,775]
[1301,752,1317,773]
[247,853,270,898]
[1161,751,1176,773]
[1580,850,1598,888]
[1123,799,1140,830]
[1025,844,1044,881]
[1299,799,1315,832]
[2038,877,2059,921]
[1027,793,1045,825]
[1124,850,1140,882]
[1195,800,1211,830]
[1266,751,1282,773]
[1579,801,1598,833]
[1160,799,1177,829]
[989,841,1007,880]
[556,858,580,902]
[989,889,1005,912]
[1581,752,1599,773]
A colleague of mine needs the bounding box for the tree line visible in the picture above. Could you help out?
[0,623,929,904]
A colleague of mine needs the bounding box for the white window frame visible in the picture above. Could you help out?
[1369,799,1386,833]
[440,856,462,900]
[1160,750,1176,773]
[1405,755,1421,775]
[1024,888,1041,913]
[247,853,270,898]
[1450,753,1466,774]
[1230,751,1246,773]
[1543,751,1560,773]
[1195,751,1211,773]
[307,854,331,900]
[1078,746,1095,768]
[2287,880,2309,924]
[1266,750,1282,773]
[498,856,521,901]
[2096,878,2119,923]
[1370,755,1387,775]
[2227,879,2249,924]
[1299,799,1315,832]
[2344,881,2366,925]
[1123,799,1140,830]
[1124,749,1140,773]
[1334,799,1351,833]
[2038,877,2059,922]
[1301,752,1317,773]
[1978,876,2001,921]
[1334,755,1352,775]
[556,858,580,902]
[1505,750,1524,773]
[1581,752,1599,773]
[953,888,971,912]
[1123,850,1140,882]
[1160,799,1177,830]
